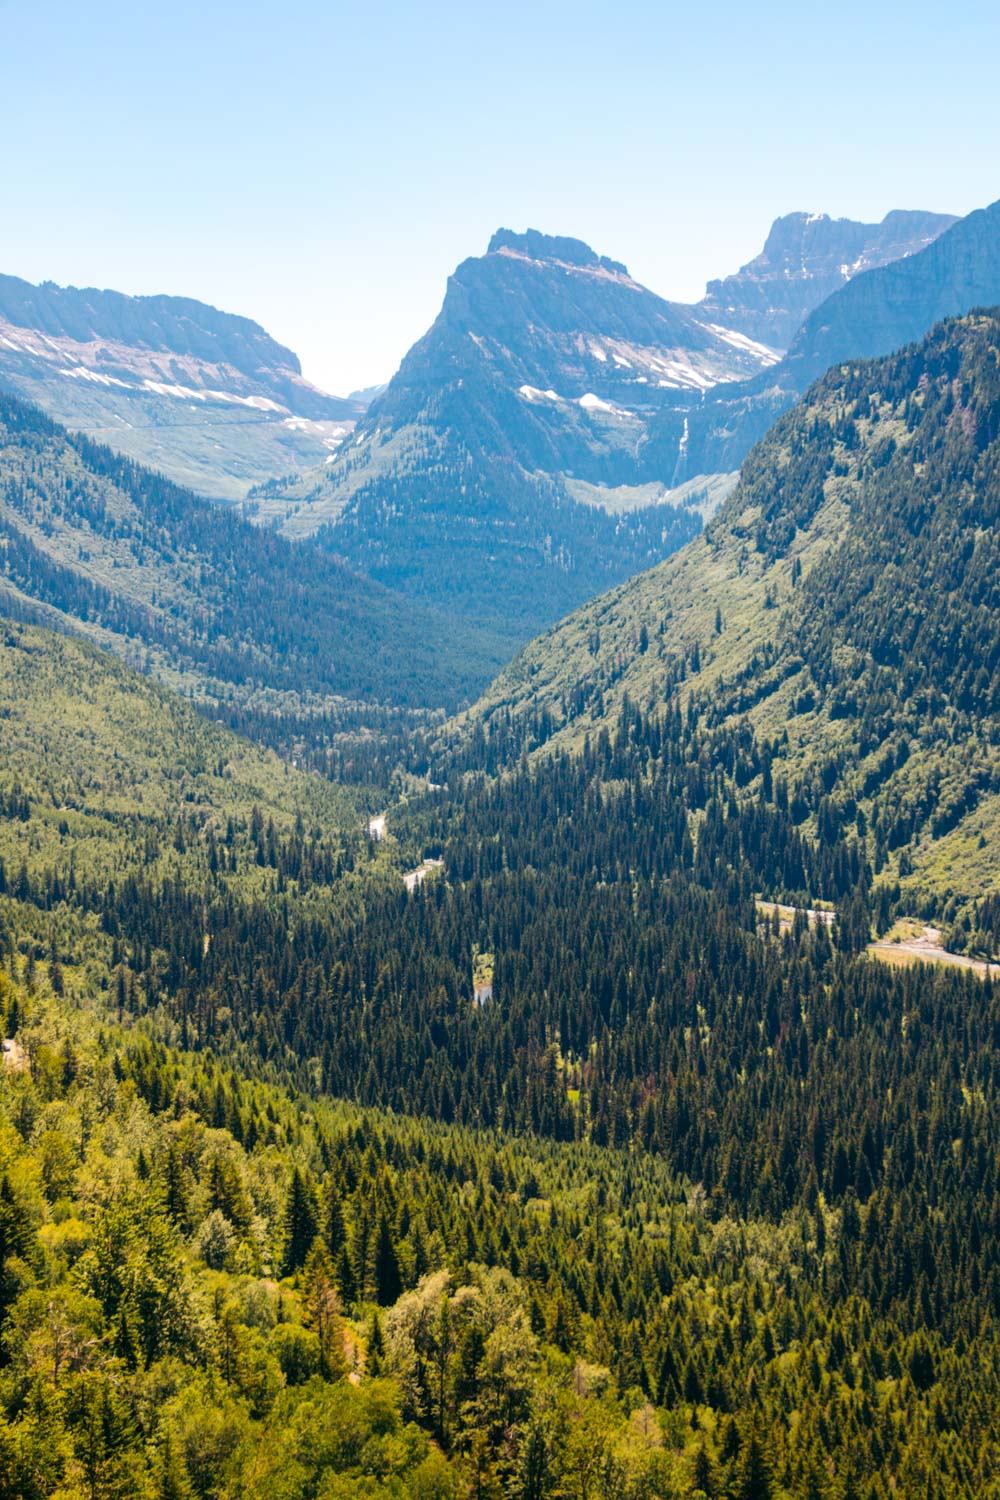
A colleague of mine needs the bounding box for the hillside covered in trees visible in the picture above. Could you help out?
[0,394,502,711]
[1,604,1000,1492]
[458,310,1000,933]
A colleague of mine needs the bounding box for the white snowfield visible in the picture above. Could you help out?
[63,366,130,387]
[702,323,783,365]
[140,380,285,411]
[518,385,564,404]
[578,392,620,414]
[574,333,773,391]
[518,385,630,419]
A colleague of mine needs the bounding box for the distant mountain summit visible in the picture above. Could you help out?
[782,198,1000,380]
[258,228,782,650]
[348,381,389,407]
[487,227,630,274]
[649,199,1000,485]
[373,226,778,422]
[698,208,957,349]
[0,274,336,410]
[0,274,362,498]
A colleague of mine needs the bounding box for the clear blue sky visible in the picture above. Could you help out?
[4,0,1000,394]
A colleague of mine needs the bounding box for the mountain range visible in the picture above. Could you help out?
[0,208,965,663]
[656,197,1000,485]
[5,199,1000,1495]
[2,200,998,713]
[249,228,783,643]
[696,208,957,349]
[0,274,363,499]
[251,212,950,650]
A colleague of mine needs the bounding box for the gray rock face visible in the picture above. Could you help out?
[0,274,361,499]
[698,209,957,350]
[652,201,1000,485]
[262,230,783,650]
[784,199,1000,381]
[378,228,775,427]
[0,273,355,418]
[487,228,628,275]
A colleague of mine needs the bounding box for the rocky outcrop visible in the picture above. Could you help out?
[698,209,956,349]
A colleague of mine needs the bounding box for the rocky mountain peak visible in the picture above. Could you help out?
[487,228,628,276]
[698,207,957,349]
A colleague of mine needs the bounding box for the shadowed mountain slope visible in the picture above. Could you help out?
[0,272,362,498]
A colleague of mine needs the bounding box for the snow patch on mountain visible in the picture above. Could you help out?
[578,392,628,416]
[519,385,564,404]
[702,323,783,365]
[141,381,285,412]
[61,367,131,388]
[580,335,772,392]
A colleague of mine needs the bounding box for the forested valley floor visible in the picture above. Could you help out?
[1,617,1000,1498]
